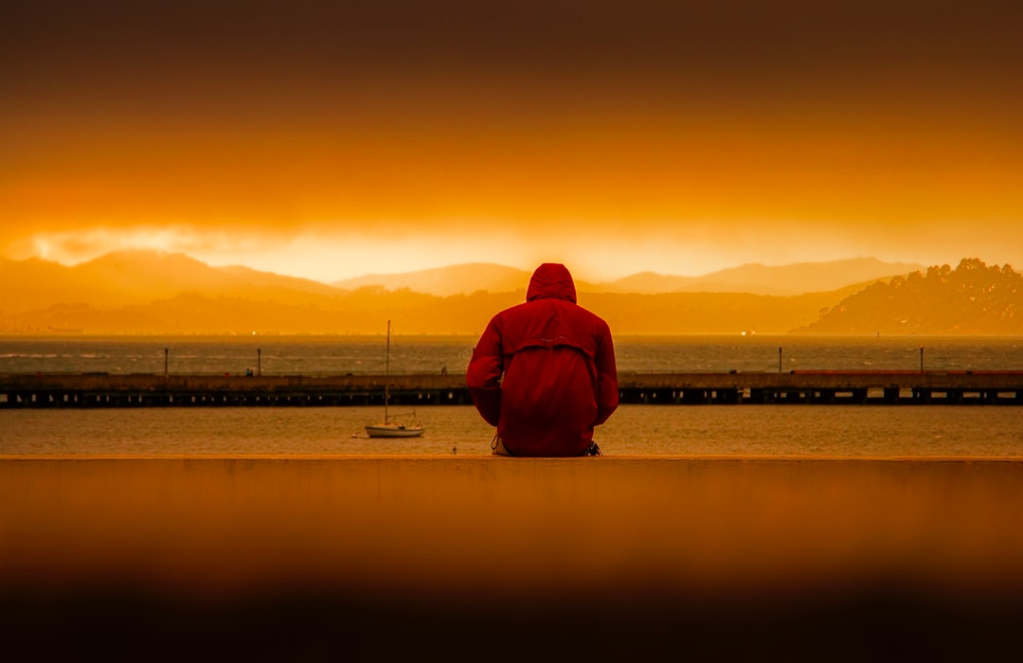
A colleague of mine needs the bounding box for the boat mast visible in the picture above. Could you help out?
[384,319,390,424]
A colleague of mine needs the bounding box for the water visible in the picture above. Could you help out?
[0,336,472,376]
[4,335,1023,375]
[2,335,1023,456]
[2,405,1022,457]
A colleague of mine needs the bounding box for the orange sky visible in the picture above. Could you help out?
[2,1,1022,282]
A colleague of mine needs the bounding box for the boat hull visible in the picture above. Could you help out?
[365,424,425,438]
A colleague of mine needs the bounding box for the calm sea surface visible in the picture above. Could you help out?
[4,335,1023,375]
[2,335,1022,456]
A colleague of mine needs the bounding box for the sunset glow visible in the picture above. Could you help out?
[3,1,1022,282]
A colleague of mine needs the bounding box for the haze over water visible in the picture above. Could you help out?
[4,335,1023,375]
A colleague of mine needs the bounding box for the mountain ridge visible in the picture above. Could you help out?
[0,252,924,313]
[607,258,925,296]
[0,250,343,314]
[1,250,972,335]
[1,286,862,336]
[330,257,924,297]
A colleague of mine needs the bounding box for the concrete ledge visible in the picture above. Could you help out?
[3,456,1023,658]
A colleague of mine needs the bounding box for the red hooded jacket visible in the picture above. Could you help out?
[467,263,618,456]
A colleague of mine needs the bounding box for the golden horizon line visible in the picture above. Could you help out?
[3,247,932,286]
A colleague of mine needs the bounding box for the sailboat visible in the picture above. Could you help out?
[365,320,425,438]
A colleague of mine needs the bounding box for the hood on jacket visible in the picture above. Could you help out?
[526,263,577,303]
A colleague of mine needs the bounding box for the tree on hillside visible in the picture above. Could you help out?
[796,259,1023,335]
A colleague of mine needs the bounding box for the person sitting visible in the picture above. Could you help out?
[467,263,618,457]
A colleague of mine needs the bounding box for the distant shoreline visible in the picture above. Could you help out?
[5,332,1023,339]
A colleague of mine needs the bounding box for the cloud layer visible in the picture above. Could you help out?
[3,1,1021,279]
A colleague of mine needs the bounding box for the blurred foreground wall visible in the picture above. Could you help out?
[2,456,1022,659]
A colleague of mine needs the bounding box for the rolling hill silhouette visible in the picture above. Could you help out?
[0,250,342,314]
[332,263,533,297]
[0,250,944,335]
[332,258,922,296]
[606,258,925,296]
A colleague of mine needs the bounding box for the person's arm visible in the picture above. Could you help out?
[466,318,503,427]
[593,322,618,426]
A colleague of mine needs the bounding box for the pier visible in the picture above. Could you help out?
[2,370,1023,407]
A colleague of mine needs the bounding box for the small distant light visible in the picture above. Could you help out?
[252,331,257,336]
[740,331,747,336]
